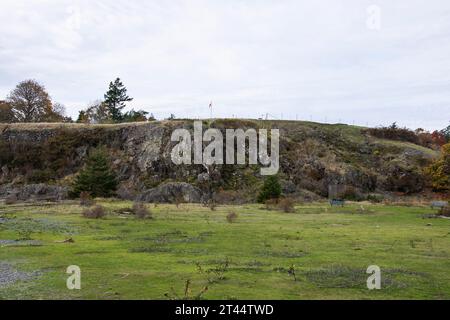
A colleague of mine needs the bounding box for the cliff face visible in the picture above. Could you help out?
[0,120,438,202]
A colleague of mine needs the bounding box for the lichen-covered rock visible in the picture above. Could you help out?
[0,184,68,201]
[123,124,164,172]
[137,182,203,203]
[0,120,438,202]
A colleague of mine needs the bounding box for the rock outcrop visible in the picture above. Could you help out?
[137,182,203,203]
[0,120,439,202]
[0,183,68,201]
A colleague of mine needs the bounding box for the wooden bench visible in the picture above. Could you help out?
[430,201,448,209]
[330,199,345,207]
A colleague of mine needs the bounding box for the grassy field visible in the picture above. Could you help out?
[0,200,449,300]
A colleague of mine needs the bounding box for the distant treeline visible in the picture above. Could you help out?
[0,78,156,124]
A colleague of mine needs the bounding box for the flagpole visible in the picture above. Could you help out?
[209,101,213,119]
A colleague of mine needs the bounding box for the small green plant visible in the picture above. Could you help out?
[257,175,281,203]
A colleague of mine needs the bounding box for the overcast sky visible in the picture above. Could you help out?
[0,0,449,130]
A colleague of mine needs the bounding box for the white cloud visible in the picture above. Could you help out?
[0,0,449,129]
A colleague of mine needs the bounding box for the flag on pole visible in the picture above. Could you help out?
[209,101,213,119]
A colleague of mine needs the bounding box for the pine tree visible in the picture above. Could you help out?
[71,148,118,198]
[257,175,282,203]
[104,78,133,122]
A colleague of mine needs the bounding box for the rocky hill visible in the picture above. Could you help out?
[0,119,439,203]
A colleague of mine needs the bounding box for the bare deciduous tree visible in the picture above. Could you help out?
[46,102,71,122]
[7,80,53,122]
[77,100,112,124]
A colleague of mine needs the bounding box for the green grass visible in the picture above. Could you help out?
[1,200,449,300]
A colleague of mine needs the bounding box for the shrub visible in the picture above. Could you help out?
[365,123,419,144]
[425,143,450,191]
[82,205,107,219]
[214,190,244,204]
[71,147,117,198]
[257,175,282,203]
[174,195,184,208]
[367,194,384,203]
[79,191,94,206]
[265,198,278,210]
[27,168,55,183]
[209,201,217,211]
[226,212,238,223]
[132,202,152,219]
[439,206,450,217]
[278,198,296,213]
[341,186,365,201]
[4,194,17,205]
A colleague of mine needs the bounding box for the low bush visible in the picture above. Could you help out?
[439,206,450,217]
[341,186,365,201]
[265,198,278,210]
[365,123,419,144]
[4,194,17,205]
[367,194,384,203]
[209,201,217,211]
[27,168,56,183]
[278,198,296,213]
[132,202,152,219]
[174,196,184,208]
[82,205,107,219]
[226,212,238,223]
[79,191,94,206]
[214,190,245,204]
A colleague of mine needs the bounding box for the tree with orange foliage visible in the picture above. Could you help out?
[425,143,450,191]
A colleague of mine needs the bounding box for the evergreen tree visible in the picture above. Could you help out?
[104,78,133,122]
[257,175,282,203]
[71,148,117,198]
